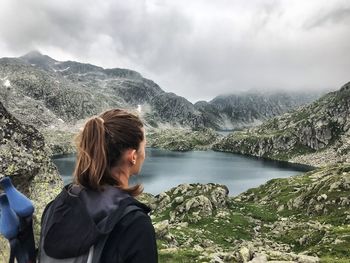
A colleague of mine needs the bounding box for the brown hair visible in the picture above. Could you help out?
[73,109,144,196]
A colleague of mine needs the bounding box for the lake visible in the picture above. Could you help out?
[52,148,313,196]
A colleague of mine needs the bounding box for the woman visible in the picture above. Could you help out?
[39,109,158,263]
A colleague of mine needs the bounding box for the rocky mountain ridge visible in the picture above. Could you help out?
[1,51,204,129]
[213,82,350,167]
[1,51,323,131]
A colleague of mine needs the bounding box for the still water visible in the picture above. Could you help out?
[52,148,313,196]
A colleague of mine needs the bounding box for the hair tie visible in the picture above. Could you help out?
[96,117,104,124]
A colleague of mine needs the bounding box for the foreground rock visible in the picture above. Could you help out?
[139,165,350,262]
[213,82,350,167]
[0,102,63,260]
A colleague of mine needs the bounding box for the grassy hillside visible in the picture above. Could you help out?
[138,164,350,262]
[213,82,350,167]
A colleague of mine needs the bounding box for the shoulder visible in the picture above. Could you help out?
[118,206,153,231]
[106,203,156,245]
[101,210,158,263]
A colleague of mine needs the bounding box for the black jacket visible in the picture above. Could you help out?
[40,184,158,262]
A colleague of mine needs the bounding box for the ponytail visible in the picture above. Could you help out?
[73,117,107,190]
[73,110,144,196]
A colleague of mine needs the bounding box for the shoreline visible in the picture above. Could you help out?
[45,127,341,169]
[53,147,317,198]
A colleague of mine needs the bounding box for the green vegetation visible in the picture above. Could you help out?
[158,248,203,263]
[149,165,350,262]
[146,128,219,151]
[213,82,350,168]
[42,129,77,156]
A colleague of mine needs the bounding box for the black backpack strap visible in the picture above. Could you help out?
[37,200,55,263]
[8,215,36,263]
[9,239,17,263]
[91,205,142,263]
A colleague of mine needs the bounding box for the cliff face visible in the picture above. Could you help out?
[139,164,350,262]
[213,82,350,166]
[150,92,206,129]
[0,101,62,259]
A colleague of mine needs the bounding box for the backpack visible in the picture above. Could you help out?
[0,177,142,263]
[39,200,141,263]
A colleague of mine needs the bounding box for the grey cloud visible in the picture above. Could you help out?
[304,6,350,29]
[0,0,94,52]
[0,1,349,102]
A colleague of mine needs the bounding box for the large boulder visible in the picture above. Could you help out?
[0,102,62,259]
[154,183,229,223]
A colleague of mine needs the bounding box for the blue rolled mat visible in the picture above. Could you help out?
[0,177,34,217]
[0,194,19,240]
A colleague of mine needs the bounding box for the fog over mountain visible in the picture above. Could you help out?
[0,1,349,102]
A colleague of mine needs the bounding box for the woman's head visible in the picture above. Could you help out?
[73,109,145,196]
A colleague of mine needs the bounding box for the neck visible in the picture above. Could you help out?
[118,173,129,188]
[111,166,130,188]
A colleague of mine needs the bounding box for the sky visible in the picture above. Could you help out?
[0,0,349,102]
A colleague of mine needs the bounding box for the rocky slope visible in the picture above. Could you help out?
[146,128,220,151]
[0,101,63,260]
[0,51,206,130]
[0,56,115,128]
[137,164,350,263]
[213,82,350,167]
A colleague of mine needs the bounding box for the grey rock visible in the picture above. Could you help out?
[153,220,169,239]
[0,101,62,260]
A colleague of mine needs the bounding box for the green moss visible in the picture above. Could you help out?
[158,248,203,263]
[273,228,326,252]
[291,108,310,122]
[5,163,17,175]
[146,128,220,151]
[320,257,350,263]
[191,213,253,246]
[233,203,278,222]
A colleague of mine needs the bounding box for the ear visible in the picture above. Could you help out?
[127,149,137,165]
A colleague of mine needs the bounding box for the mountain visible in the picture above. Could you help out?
[1,51,324,131]
[213,82,350,167]
[195,91,324,130]
[1,51,208,129]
